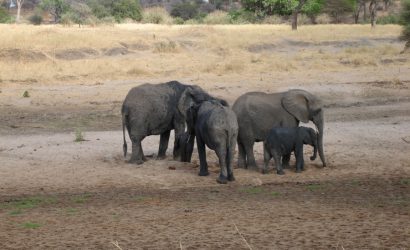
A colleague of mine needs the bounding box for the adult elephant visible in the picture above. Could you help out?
[122,81,222,164]
[232,89,326,169]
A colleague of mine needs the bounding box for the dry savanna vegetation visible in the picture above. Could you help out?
[0,24,409,249]
[0,24,406,85]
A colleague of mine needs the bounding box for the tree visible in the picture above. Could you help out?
[400,0,410,51]
[292,0,307,30]
[15,0,24,23]
[69,2,92,27]
[324,0,356,23]
[40,0,70,23]
[369,0,378,27]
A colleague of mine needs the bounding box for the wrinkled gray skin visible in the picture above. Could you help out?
[263,126,318,175]
[174,131,195,163]
[187,100,238,184]
[232,89,326,169]
[122,81,219,164]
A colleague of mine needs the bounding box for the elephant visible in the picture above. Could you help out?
[122,81,222,164]
[263,126,318,175]
[174,131,195,163]
[186,100,238,184]
[232,89,326,169]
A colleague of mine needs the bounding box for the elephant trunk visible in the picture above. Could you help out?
[314,111,326,167]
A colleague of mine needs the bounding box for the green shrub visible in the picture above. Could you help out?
[171,2,199,20]
[112,0,142,22]
[23,91,30,98]
[29,13,43,25]
[229,9,260,24]
[0,6,12,23]
[142,7,173,24]
[203,10,231,24]
[377,14,400,24]
[173,16,184,24]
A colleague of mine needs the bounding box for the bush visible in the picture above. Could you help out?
[142,7,173,24]
[171,2,200,20]
[112,0,142,22]
[29,13,43,25]
[377,14,400,24]
[0,6,12,23]
[228,9,260,24]
[203,10,231,24]
[173,16,184,24]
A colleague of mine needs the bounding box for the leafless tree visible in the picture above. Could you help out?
[369,0,378,28]
[15,0,24,23]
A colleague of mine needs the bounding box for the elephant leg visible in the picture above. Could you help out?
[237,140,246,169]
[295,146,304,173]
[129,135,145,165]
[273,152,284,175]
[197,136,209,176]
[282,153,291,169]
[157,130,170,159]
[262,145,271,174]
[244,141,258,169]
[215,145,228,184]
[227,139,236,182]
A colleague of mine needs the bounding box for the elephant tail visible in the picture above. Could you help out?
[122,106,128,158]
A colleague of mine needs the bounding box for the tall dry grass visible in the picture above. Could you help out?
[0,24,406,85]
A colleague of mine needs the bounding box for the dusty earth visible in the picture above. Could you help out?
[1,36,410,249]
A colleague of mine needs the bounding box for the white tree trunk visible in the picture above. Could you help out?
[16,0,24,23]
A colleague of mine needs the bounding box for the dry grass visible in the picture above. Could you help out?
[0,24,407,85]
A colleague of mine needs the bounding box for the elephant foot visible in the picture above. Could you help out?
[156,155,166,160]
[128,158,145,165]
[247,164,259,171]
[261,168,269,175]
[296,169,302,173]
[276,169,285,175]
[282,163,290,169]
[216,176,228,184]
[198,170,210,176]
[227,174,235,182]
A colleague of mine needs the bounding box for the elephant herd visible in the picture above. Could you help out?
[122,81,326,184]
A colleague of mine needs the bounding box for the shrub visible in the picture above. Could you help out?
[142,7,173,24]
[23,91,30,98]
[60,12,74,26]
[228,9,260,24]
[29,13,43,25]
[112,0,142,22]
[377,14,400,24]
[0,6,12,23]
[173,16,184,24]
[171,2,200,20]
[203,10,231,24]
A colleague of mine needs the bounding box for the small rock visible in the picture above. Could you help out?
[168,166,176,170]
[251,178,263,186]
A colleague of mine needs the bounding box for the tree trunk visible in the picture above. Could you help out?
[16,0,23,23]
[354,1,364,24]
[291,0,307,31]
[370,0,377,28]
[363,1,367,21]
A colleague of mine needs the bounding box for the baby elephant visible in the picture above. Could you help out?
[174,131,195,163]
[263,126,318,175]
[187,100,238,184]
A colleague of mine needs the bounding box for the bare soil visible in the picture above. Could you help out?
[1,41,410,249]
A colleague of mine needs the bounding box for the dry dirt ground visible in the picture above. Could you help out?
[0,26,410,249]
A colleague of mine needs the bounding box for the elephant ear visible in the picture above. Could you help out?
[282,89,312,123]
[178,88,194,118]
